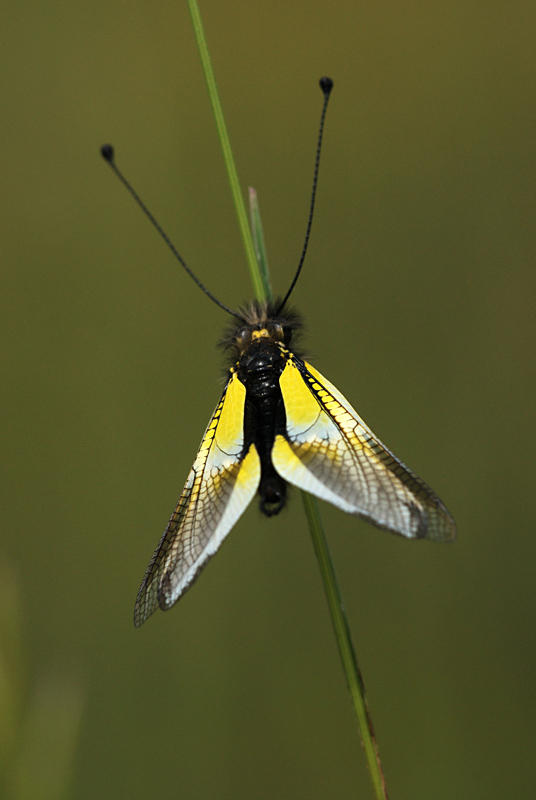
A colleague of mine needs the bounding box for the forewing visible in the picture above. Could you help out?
[134,372,261,626]
[272,357,456,541]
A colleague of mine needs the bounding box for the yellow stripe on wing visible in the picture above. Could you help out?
[273,357,456,542]
[134,373,261,626]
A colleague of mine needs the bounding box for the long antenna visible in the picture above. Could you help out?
[100,145,240,319]
[277,77,333,314]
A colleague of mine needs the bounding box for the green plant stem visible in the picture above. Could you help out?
[187,3,388,797]
[301,493,389,800]
[249,187,273,304]
[187,0,264,302]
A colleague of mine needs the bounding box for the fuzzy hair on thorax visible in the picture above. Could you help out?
[219,299,305,366]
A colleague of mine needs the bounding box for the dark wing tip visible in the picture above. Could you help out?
[133,580,160,628]
[425,500,457,543]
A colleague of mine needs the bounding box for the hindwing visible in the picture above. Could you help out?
[272,356,456,542]
[134,372,260,627]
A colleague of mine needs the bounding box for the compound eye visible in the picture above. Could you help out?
[235,329,251,351]
[271,322,284,340]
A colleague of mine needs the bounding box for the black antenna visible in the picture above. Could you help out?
[100,145,240,319]
[277,76,333,314]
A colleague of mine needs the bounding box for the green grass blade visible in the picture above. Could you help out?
[187,6,388,797]
[248,187,273,304]
[302,493,389,800]
[187,0,264,302]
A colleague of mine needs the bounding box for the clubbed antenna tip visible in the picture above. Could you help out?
[277,77,334,313]
[100,144,114,163]
[319,76,333,95]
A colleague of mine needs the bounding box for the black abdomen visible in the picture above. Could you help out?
[237,339,288,516]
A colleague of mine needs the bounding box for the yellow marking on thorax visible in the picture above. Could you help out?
[251,328,270,340]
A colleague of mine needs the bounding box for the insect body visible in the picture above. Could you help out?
[101,76,456,629]
[133,300,456,626]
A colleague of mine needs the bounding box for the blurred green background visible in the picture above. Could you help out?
[1,1,535,798]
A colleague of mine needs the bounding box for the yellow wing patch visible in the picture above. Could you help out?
[134,372,260,627]
[273,358,456,542]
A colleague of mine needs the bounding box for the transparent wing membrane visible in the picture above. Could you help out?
[135,351,455,625]
[134,373,261,626]
[273,358,456,542]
